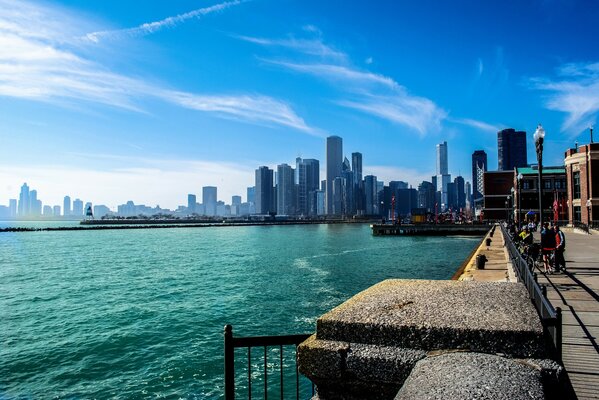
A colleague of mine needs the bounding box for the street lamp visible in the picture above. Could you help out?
[517,173,523,227]
[534,124,546,224]
[587,199,592,225]
[510,188,515,223]
[505,198,509,222]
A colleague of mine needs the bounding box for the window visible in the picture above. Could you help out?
[555,179,566,189]
[573,171,581,199]
[522,180,533,190]
[544,179,552,189]
[574,206,581,222]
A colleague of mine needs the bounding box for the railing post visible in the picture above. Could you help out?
[556,307,563,362]
[224,325,235,400]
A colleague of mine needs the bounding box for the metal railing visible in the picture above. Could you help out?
[501,225,562,361]
[572,220,590,234]
[224,325,313,399]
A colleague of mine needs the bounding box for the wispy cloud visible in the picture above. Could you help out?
[0,0,317,135]
[235,35,347,61]
[449,117,502,133]
[85,0,244,43]
[530,61,599,134]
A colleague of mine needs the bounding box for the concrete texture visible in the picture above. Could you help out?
[298,335,426,400]
[458,225,516,282]
[395,352,544,400]
[316,279,545,358]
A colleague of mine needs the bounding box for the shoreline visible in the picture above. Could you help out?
[0,219,377,233]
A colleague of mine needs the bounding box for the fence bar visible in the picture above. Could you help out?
[224,325,235,400]
[556,307,563,361]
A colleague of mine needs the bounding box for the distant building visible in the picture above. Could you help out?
[471,150,487,209]
[247,186,255,204]
[482,171,514,220]
[187,194,197,214]
[326,136,343,215]
[18,183,30,216]
[202,186,217,216]
[9,199,17,217]
[52,205,61,216]
[332,176,346,216]
[232,195,242,206]
[29,190,41,216]
[352,152,364,214]
[498,128,527,171]
[255,166,274,215]
[93,205,111,219]
[436,141,451,210]
[454,176,466,209]
[42,205,53,216]
[277,163,296,215]
[364,175,378,215]
[63,196,71,217]
[417,181,436,212]
[72,199,84,216]
[297,158,319,216]
[564,142,598,224]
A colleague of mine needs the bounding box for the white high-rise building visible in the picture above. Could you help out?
[436,141,451,210]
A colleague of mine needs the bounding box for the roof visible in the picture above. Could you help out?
[516,166,565,175]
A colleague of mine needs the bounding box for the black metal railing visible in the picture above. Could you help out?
[501,225,562,361]
[224,325,313,399]
[572,220,590,234]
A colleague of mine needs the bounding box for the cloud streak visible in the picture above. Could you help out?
[86,0,244,43]
[449,117,502,133]
[0,0,317,135]
[530,62,599,134]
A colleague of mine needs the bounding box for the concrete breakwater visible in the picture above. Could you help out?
[371,223,490,236]
[297,226,565,399]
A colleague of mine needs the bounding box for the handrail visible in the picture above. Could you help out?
[224,325,313,400]
[500,224,562,361]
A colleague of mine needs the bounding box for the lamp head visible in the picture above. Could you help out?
[517,173,523,180]
[533,124,545,143]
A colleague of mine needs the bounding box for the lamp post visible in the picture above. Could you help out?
[517,173,523,228]
[510,188,514,224]
[505,199,509,222]
[534,125,546,224]
[587,199,592,225]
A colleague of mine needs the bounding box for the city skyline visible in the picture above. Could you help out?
[2,1,599,208]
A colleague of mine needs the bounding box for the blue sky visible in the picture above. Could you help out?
[1,0,598,209]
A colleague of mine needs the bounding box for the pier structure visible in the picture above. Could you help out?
[370,223,490,236]
[535,230,599,399]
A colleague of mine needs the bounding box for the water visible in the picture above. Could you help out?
[0,223,479,399]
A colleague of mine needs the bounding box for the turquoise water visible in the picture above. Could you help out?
[0,224,479,399]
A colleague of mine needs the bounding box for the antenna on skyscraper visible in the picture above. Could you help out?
[590,125,594,144]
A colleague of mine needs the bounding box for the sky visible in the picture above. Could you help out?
[1,0,599,209]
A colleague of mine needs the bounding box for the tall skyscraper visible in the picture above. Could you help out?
[29,189,41,216]
[276,163,295,215]
[435,142,451,209]
[364,175,378,215]
[53,205,61,216]
[352,152,364,214]
[232,196,242,206]
[471,150,487,206]
[326,135,343,215]
[247,187,255,204]
[9,199,17,217]
[297,158,319,216]
[417,181,436,212]
[202,186,217,216]
[497,128,527,171]
[351,152,363,183]
[454,176,466,209]
[72,199,84,216]
[63,196,71,216]
[18,183,30,216]
[187,194,197,214]
[255,166,274,215]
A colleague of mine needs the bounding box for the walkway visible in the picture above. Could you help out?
[536,229,599,399]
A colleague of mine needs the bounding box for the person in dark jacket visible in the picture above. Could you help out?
[540,222,556,273]
[554,225,566,272]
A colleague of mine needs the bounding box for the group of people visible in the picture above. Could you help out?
[515,222,566,274]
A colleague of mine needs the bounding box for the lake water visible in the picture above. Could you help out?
[0,223,479,399]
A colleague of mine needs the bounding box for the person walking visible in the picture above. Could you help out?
[540,222,557,274]
[554,225,566,272]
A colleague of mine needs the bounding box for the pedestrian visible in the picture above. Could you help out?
[554,225,566,272]
[540,222,557,273]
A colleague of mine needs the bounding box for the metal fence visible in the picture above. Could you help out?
[224,325,313,399]
[501,225,562,361]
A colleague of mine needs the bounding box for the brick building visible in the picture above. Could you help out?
[482,171,514,220]
[564,143,599,224]
[513,166,567,225]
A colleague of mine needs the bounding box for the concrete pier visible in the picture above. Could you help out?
[371,224,490,236]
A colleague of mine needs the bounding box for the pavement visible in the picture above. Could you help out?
[534,228,599,399]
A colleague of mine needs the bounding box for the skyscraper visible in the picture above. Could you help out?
[276,163,295,215]
[364,175,378,215]
[9,199,17,217]
[63,196,71,216]
[29,189,41,216]
[18,183,30,216]
[247,187,255,204]
[187,194,197,214]
[297,158,319,216]
[471,150,487,206]
[436,142,451,209]
[351,152,363,183]
[53,205,61,216]
[497,128,527,171]
[417,181,436,212]
[72,199,84,216]
[255,166,274,215]
[232,196,241,206]
[352,152,364,214]
[454,176,466,209]
[202,186,217,216]
[326,136,343,215]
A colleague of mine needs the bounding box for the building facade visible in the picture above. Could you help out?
[498,128,527,171]
[326,136,343,215]
[202,186,217,216]
[564,143,599,225]
[255,166,274,215]
[471,150,487,208]
[513,166,567,225]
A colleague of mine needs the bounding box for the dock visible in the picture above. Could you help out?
[371,223,490,236]
[535,229,599,399]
